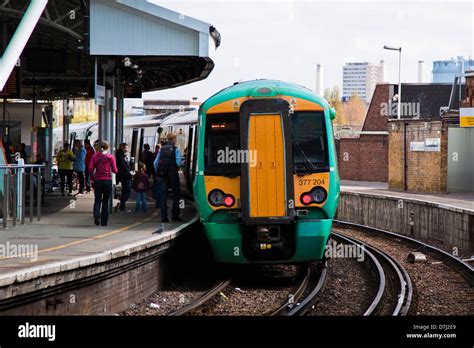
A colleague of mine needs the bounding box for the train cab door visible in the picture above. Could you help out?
[247,113,286,218]
[130,127,143,172]
[69,132,77,147]
[184,125,195,193]
[240,98,294,224]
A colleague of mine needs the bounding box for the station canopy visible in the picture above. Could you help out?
[0,0,220,100]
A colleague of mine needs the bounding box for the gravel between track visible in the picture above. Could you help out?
[309,241,378,316]
[192,265,300,316]
[334,226,473,315]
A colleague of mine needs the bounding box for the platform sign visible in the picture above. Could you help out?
[460,108,474,127]
[95,84,105,106]
[124,83,142,99]
[425,138,440,152]
[0,67,21,98]
[410,141,425,151]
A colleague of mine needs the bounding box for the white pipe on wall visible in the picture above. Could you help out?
[0,0,48,91]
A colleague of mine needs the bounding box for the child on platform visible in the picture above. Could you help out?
[132,163,149,213]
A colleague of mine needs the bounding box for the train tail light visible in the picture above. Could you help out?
[301,193,313,205]
[223,195,235,208]
[300,186,327,205]
[208,189,235,208]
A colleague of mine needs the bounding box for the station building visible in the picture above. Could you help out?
[0,0,220,189]
[337,75,473,194]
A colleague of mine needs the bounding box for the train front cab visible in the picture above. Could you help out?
[195,91,339,264]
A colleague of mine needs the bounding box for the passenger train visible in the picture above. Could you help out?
[193,80,340,263]
[53,109,197,173]
[53,79,340,264]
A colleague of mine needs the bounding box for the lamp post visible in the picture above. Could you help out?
[383,45,402,119]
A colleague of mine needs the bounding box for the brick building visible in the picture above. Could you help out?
[337,81,465,191]
[336,84,390,182]
[388,79,470,193]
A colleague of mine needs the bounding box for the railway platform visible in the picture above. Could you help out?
[341,180,474,212]
[0,191,197,315]
[338,181,474,256]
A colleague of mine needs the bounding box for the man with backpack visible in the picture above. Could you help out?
[154,133,182,223]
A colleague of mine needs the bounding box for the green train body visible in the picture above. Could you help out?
[193,80,340,263]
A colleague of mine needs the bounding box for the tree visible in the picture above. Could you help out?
[323,86,346,125]
[343,93,367,127]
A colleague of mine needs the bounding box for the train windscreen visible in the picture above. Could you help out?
[291,111,329,173]
[204,113,240,176]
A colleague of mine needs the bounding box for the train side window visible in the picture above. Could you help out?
[204,113,240,176]
[291,111,329,173]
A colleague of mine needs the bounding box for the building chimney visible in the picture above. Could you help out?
[418,60,424,83]
[316,64,323,95]
[378,60,387,83]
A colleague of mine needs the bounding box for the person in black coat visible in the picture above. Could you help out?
[142,143,155,177]
[115,143,132,212]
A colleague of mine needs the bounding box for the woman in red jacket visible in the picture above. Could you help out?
[88,141,118,226]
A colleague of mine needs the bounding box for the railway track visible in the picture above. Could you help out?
[332,220,473,316]
[168,278,232,316]
[268,262,327,316]
[168,263,328,316]
[331,232,413,316]
[333,220,474,284]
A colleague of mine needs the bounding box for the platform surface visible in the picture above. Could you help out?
[341,181,474,213]
[0,191,197,281]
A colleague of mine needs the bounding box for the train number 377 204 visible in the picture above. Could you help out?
[298,179,326,186]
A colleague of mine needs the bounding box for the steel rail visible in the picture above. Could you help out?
[168,278,231,316]
[334,220,474,286]
[331,233,386,316]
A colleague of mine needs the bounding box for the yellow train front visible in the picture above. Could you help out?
[193,80,340,263]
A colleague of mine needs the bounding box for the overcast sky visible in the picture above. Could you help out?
[142,0,474,103]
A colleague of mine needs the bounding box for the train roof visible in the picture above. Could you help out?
[123,114,169,127]
[53,121,96,133]
[53,109,198,134]
[200,79,330,114]
[160,109,198,126]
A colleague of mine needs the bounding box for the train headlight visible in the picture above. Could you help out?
[300,186,327,205]
[311,187,327,204]
[208,189,235,208]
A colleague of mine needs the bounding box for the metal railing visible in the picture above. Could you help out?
[0,164,45,228]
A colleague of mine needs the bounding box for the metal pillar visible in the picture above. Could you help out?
[0,0,47,90]
[62,99,70,145]
[3,172,8,228]
[29,172,34,222]
[115,72,124,150]
[44,105,54,191]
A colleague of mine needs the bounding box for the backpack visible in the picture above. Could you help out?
[156,145,176,177]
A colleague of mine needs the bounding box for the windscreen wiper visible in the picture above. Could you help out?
[292,140,316,173]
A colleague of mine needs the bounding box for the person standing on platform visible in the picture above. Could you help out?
[132,163,149,213]
[84,139,95,193]
[57,142,74,196]
[73,139,86,196]
[89,141,117,226]
[154,133,182,223]
[115,143,132,212]
[18,143,28,164]
[142,143,155,178]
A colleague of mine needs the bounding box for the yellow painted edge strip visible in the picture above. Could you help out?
[0,211,159,261]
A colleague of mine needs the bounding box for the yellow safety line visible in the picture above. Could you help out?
[0,211,159,261]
